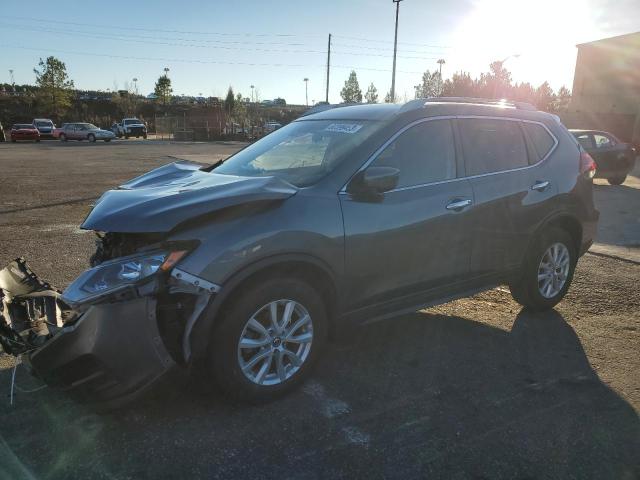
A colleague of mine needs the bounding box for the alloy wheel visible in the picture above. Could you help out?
[237,299,313,386]
[537,242,570,298]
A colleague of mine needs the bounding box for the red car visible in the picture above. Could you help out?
[10,124,40,143]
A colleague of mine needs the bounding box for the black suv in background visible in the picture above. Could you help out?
[0,98,599,407]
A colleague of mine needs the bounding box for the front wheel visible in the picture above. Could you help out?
[88,134,96,142]
[509,227,577,311]
[208,277,328,403]
[607,175,626,185]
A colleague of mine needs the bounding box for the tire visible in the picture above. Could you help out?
[59,134,67,142]
[125,134,130,139]
[208,276,328,403]
[88,134,96,142]
[36,139,40,142]
[11,139,16,143]
[607,176,626,185]
[104,139,111,142]
[143,133,147,139]
[509,227,577,311]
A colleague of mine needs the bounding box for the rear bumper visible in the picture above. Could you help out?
[26,296,176,407]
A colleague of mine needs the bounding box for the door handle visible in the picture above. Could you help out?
[531,180,550,191]
[446,199,472,211]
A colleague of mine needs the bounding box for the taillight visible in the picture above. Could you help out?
[580,151,597,179]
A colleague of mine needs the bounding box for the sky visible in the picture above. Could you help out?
[1,0,639,105]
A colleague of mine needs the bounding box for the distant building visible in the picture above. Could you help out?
[569,31,640,143]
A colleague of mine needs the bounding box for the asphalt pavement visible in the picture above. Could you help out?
[0,140,638,480]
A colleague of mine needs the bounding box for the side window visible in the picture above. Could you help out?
[575,133,594,149]
[459,118,528,176]
[522,122,555,163]
[593,133,613,148]
[372,120,456,188]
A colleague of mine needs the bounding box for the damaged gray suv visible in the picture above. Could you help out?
[0,98,599,407]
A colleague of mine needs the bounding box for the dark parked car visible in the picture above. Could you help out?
[10,124,40,142]
[58,123,116,142]
[570,129,636,185]
[0,98,599,407]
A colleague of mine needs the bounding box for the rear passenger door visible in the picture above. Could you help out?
[340,119,474,311]
[458,117,558,277]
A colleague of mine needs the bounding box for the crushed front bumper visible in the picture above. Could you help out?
[27,297,175,406]
[0,259,180,408]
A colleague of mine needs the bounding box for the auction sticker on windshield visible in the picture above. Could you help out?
[324,123,363,134]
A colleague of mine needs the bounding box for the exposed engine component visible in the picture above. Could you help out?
[90,232,164,266]
[0,258,74,355]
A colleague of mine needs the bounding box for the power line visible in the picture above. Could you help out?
[0,23,444,61]
[0,23,309,47]
[2,15,322,38]
[1,44,425,75]
[332,34,451,49]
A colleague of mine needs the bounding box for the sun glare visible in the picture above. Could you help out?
[450,0,603,88]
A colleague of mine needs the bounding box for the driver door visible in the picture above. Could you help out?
[339,119,473,312]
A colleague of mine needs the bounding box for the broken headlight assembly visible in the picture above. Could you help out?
[62,250,187,306]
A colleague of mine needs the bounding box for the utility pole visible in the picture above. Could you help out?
[390,0,404,103]
[304,78,309,106]
[250,84,255,103]
[437,59,445,95]
[325,33,331,103]
[8,69,15,92]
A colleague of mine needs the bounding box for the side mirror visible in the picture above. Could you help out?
[348,166,400,197]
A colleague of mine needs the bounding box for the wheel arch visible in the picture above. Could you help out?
[544,213,583,254]
[188,253,339,361]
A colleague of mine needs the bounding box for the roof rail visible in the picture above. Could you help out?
[300,102,362,117]
[400,97,538,112]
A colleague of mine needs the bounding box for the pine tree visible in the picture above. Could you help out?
[340,71,363,103]
[364,83,379,103]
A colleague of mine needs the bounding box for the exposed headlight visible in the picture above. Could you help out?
[62,250,186,305]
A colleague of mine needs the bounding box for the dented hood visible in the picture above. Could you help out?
[81,161,298,233]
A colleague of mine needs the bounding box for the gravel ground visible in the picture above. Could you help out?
[0,140,638,479]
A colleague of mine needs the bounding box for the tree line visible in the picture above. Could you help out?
[339,62,572,113]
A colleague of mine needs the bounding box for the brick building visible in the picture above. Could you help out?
[567,31,640,143]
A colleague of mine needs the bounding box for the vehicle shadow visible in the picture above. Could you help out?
[593,181,640,247]
[0,308,638,479]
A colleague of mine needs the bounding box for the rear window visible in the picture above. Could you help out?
[574,133,594,149]
[523,123,555,162]
[35,121,53,127]
[13,124,33,129]
[459,118,528,176]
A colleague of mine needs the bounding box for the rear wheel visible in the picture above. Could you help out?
[104,139,111,142]
[35,139,40,142]
[207,276,327,403]
[509,227,577,311]
[59,134,67,142]
[11,138,16,143]
[607,175,626,185]
[88,134,96,142]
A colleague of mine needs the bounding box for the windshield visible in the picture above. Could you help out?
[125,119,141,124]
[213,120,380,187]
[14,124,34,129]
[35,121,52,127]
